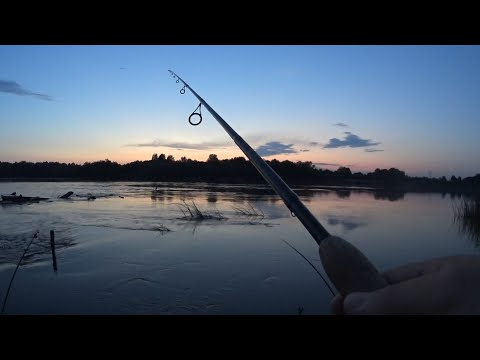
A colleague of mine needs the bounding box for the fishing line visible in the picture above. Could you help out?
[1,230,40,314]
[280,239,336,297]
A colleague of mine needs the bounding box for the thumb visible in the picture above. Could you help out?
[343,269,451,315]
[343,292,372,314]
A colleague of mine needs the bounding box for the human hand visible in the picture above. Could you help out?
[330,255,480,315]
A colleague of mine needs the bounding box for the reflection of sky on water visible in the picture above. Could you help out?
[326,216,367,231]
[1,182,479,314]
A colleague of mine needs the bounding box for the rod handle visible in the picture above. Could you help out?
[319,236,388,295]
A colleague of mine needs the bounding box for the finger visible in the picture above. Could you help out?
[383,255,470,284]
[343,269,454,315]
[330,295,344,315]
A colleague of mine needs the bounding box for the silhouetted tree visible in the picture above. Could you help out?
[152,153,158,161]
[372,168,405,179]
[167,155,175,162]
[231,156,246,163]
[0,157,476,192]
[207,154,219,162]
[336,166,352,176]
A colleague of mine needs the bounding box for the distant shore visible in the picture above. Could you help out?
[1,158,479,194]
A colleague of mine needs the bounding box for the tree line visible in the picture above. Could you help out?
[0,154,479,192]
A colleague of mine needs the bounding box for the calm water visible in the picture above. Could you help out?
[0,182,477,314]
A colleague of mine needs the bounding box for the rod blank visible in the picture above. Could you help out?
[168,70,330,245]
[168,70,388,296]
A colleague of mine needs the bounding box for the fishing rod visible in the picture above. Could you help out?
[168,70,388,295]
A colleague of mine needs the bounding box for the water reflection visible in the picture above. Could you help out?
[450,192,463,200]
[150,190,174,203]
[334,190,351,199]
[327,216,367,231]
[0,228,77,267]
[2,181,479,314]
[151,193,163,202]
[453,195,480,246]
[207,193,218,203]
[145,183,323,204]
[373,191,405,201]
[145,183,423,205]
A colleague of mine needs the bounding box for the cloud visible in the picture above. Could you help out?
[0,80,53,101]
[364,148,384,152]
[255,141,297,157]
[126,140,231,150]
[324,132,380,149]
[300,149,310,152]
[333,122,348,127]
[314,162,340,167]
[310,141,319,146]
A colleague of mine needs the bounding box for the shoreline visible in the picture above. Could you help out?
[0,178,477,196]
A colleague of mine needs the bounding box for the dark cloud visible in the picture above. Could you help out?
[126,140,231,150]
[365,148,384,152]
[310,141,319,146]
[333,122,348,127]
[0,80,53,101]
[300,149,310,152]
[314,162,340,167]
[324,132,380,149]
[255,141,297,157]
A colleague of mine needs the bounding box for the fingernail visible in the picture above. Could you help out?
[344,292,368,314]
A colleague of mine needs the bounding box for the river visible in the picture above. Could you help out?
[0,182,477,314]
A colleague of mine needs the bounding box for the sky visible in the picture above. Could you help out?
[0,45,479,178]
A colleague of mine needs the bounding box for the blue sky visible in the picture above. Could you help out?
[0,45,479,177]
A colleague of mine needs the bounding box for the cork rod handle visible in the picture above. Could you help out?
[319,236,388,295]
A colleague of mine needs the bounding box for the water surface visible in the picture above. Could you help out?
[0,182,477,314]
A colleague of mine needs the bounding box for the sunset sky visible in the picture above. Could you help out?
[1,45,479,177]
